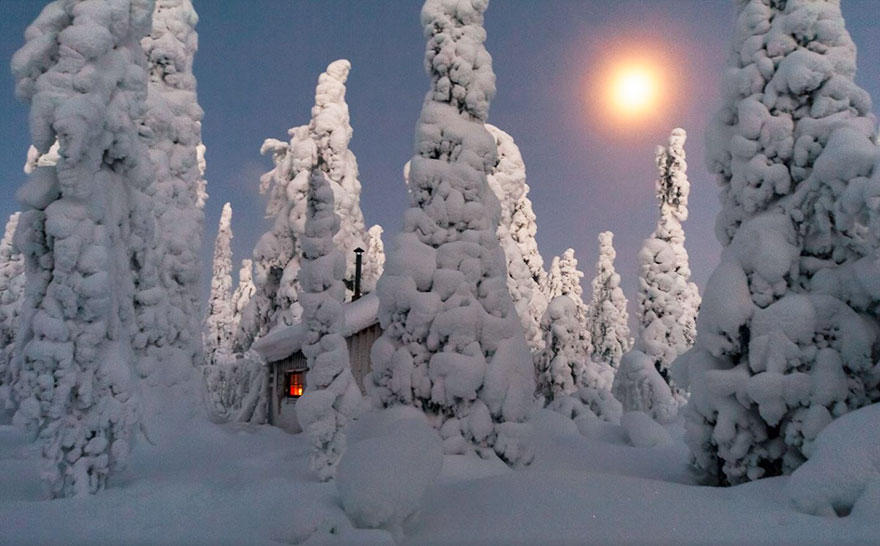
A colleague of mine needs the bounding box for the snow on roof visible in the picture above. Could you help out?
[252,293,379,362]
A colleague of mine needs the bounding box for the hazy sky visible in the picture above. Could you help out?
[1,0,879,317]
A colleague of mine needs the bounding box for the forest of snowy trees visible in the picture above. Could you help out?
[0,0,878,543]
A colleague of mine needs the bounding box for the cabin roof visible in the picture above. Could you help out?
[252,293,380,363]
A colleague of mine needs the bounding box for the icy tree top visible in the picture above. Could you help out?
[144,0,199,92]
[420,0,495,122]
[655,128,689,222]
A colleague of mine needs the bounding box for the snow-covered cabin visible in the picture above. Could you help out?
[251,294,381,432]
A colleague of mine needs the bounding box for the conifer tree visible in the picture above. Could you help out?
[295,164,362,481]
[0,212,24,405]
[588,232,632,369]
[10,0,155,497]
[486,124,548,353]
[368,0,535,464]
[204,203,234,367]
[141,0,207,372]
[635,128,700,392]
[674,0,880,485]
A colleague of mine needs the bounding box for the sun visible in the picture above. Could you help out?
[608,64,659,118]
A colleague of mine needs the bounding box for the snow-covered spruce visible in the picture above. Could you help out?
[140,0,207,373]
[360,225,385,296]
[203,203,235,416]
[634,128,699,394]
[367,0,535,465]
[231,259,255,335]
[672,0,880,485]
[10,0,156,497]
[546,248,592,360]
[588,232,632,369]
[486,124,548,354]
[537,296,586,401]
[0,212,25,406]
[295,164,363,481]
[237,60,369,350]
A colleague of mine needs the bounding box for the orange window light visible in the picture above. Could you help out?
[288,372,304,398]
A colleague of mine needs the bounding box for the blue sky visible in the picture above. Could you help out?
[1,0,879,312]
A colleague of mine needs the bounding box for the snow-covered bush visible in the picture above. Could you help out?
[367,0,535,465]
[336,406,443,538]
[612,349,677,424]
[673,0,880,485]
[141,0,206,374]
[635,129,699,391]
[588,232,632,369]
[238,60,370,352]
[787,403,880,518]
[486,124,548,354]
[10,0,156,497]
[0,212,24,406]
[296,165,363,481]
[537,296,584,401]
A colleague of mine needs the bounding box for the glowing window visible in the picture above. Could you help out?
[286,371,305,398]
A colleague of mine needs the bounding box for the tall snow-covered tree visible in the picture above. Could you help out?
[673,0,880,486]
[635,128,700,390]
[0,212,25,404]
[486,124,548,353]
[367,0,535,465]
[295,164,363,481]
[10,0,155,497]
[231,259,255,334]
[140,0,207,373]
[361,224,385,295]
[237,60,368,351]
[204,203,234,366]
[588,232,632,369]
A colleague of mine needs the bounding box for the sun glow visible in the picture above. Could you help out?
[609,66,658,116]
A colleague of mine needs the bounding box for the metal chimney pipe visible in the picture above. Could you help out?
[353,247,364,300]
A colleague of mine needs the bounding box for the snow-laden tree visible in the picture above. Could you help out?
[537,295,586,401]
[202,203,237,417]
[361,224,385,296]
[546,248,591,356]
[635,128,700,392]
[367,0,535,465]
[204,203,235,365]
[231,259,255,334]
[140,0,206,373]
[10,0,155,497]
[672,0,880,485]
[237,60,368,350]
[0,212,25,404]
[485,124,547,353]
[295,164,363,481]
[588,232,632,369]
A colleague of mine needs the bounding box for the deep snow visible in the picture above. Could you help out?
[1,403,878,545]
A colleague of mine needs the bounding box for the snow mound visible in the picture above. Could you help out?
[787,403,880,518]
[337,407,443,537]
[621,411,673,448]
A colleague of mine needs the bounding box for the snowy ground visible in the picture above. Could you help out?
[1,407,877,546]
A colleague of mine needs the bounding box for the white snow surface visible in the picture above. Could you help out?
[4,404,878,544]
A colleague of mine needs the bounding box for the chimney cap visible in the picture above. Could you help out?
[354,247,365,254]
